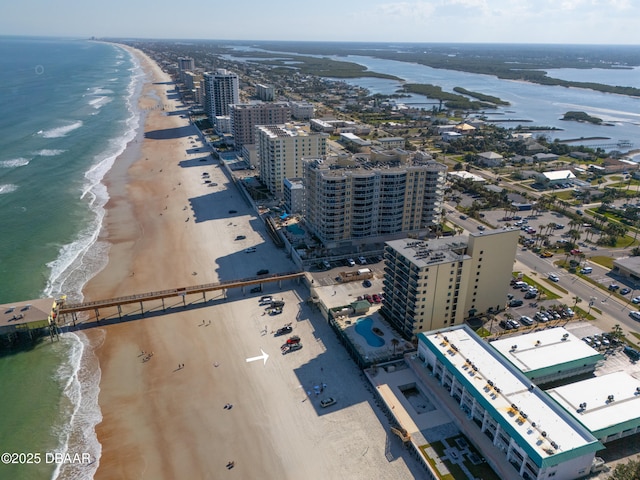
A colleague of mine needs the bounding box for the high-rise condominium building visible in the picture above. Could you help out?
[256,123,327,196]
[381,229,520,339]
[303,154,447,248]
[203,69,239,122]
[255,83,274,101]
[177,57,195,84]
[230,102,291,147]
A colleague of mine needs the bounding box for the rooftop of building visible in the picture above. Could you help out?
[547,371,640,436]
[540,170,576,181]
[305,152,446,177]
[0,297,55,330]
[490,327,603,376]
[420,326,601,464]
[613,255,640,271]
[257,123,314,138]
[385,236,469,267]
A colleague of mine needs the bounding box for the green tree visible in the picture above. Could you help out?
[608,457,640,480]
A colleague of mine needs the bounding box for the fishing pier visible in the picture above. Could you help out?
[56,271,305,327]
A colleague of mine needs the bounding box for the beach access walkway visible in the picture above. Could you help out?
[57,271,304,327]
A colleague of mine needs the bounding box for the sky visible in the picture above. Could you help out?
[1,0,639,44]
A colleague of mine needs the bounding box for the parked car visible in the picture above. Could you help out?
[620,288,631,295]
[524,292,537,299]
[362,279,372,288]
[580,267,592,274]
[235,235,246,240]
[358,256,367,265]
[259,296,272,304]
[519,316,534,326]
[347,258,356,267]
[245,247,256,253]
[286,335,301,345]
[608,284,620,291]
[372,294,382,304]
[320,397,336,408]
[281,343,302,355]
[322,260,331,270]
[509,299,524,307]
[477,225,486,231]
[257,269,269,275]
[274,325,293,336]
[629,311,640,321]
[499,320,513,330]
[632,296,640,304]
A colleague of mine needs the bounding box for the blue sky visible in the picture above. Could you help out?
[1,0,638,44]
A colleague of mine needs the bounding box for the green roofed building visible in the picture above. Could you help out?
[417,325,602,480]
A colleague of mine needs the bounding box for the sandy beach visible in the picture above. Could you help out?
[81,47,418,479]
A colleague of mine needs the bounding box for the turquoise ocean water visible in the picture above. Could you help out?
[0,36,143,479]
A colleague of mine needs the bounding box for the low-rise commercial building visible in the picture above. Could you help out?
[418,326,602,480]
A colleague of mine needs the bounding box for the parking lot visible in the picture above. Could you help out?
[309,254,385,287]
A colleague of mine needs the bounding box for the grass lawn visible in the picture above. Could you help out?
[589,256,615,269]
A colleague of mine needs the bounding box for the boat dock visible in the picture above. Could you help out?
[57,271,305,327]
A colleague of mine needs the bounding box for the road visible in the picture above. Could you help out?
[513,246,640,333]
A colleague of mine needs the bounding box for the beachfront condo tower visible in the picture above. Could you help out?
[256,123,327,196]
[204,69,239,123]
[303,152,447,248]
[230,102,292,148]
[381,229,520,338]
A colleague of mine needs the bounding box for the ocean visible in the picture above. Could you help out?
[0,36,143,479]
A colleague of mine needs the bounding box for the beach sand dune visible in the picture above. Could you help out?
[83,46,417,479]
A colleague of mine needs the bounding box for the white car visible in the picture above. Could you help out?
[358,256,367,265]
[346,258,356,267]
[548,273,559,282]
[632,296,640,304]
[630,311,640,321]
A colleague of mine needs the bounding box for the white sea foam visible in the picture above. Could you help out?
[0,157,30,168]
[43,53,144,301]
[45,47,145,480]
[88,96,112,109]
[34,149,66,157]
[50,331,103,480]
[39,121,83,138]
[0,184,18,194]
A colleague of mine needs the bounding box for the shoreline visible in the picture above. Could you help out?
[78,45,415,479]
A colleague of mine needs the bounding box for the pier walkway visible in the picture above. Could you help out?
[57,271,305,327]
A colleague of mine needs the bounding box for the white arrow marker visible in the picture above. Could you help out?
[246,349,269,365]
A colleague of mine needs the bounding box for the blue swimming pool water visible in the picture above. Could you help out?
[286,224,305,235]
[355,317,386,347]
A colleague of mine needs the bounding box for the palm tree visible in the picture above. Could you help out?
[572,296,582,309]
[391,338,400,355]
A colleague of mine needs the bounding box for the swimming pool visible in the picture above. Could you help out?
[355,317,386,347]
[286,224,305,235]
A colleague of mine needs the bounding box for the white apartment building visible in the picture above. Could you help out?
[230,102,291,147]
[255,83,274,101]
[256,123,327,196]
[204,69,239,122]
[303,155,447,248]
[290,101,314,120]
[417,326,602,480]
[381,229,520,338]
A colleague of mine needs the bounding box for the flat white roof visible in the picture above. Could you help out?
[490,328,603,376]
[542,170,576,181]
[421,327,599,462]
[448,171,485,182]
[547,372,640,436]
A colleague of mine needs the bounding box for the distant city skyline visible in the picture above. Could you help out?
[1,0,639,45]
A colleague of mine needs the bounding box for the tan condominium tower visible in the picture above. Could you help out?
[381,229,520,339]
[256,123,327,196]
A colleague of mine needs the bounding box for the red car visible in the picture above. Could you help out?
[286,335,300,345]
[372,294,382,304]
[570,249,582,255]
[364,294,373,303]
